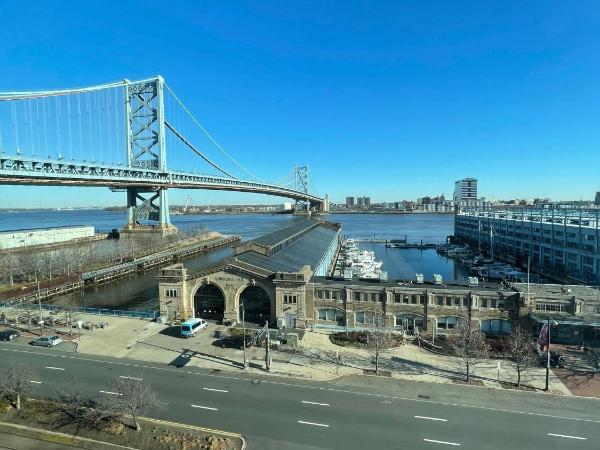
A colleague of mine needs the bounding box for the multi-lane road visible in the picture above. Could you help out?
[0,343,598,449]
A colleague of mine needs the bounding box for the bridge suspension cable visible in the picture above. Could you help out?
[163,82,264,183]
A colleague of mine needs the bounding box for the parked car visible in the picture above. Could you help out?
[538,351,565,368]
[30,335,63,347]
[215,331,252,349]
[0,329,21,341]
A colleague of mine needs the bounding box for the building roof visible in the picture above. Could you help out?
[511,283,600,300]
[233,219,339,274]
[250,219,318,249]
[310,275,517,294]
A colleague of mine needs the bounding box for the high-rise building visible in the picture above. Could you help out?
[346,196,355,207]
[595,191,600,206]
[363,196,371,207]
[454,178,478,204]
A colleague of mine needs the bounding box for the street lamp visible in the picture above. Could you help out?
[241,302,248,369]
[544,316,558,391]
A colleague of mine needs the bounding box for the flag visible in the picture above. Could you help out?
[538,322,549,351]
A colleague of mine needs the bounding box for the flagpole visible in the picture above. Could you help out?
[545,315,550,391]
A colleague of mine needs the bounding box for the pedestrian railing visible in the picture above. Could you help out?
[1,302,158,320]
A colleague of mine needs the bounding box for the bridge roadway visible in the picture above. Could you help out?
[0,155,324,206]
[0,343,598,449]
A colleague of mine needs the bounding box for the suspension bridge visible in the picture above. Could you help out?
[0,76,328,233]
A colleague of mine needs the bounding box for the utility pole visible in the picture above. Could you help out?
[545,316,551,391]
[264,321,271,372]
[241,302,248,369]
[37,278,43,337]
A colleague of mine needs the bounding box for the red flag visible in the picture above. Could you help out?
[538,322,549,351]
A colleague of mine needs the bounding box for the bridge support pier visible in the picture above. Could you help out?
[122,187,176,236]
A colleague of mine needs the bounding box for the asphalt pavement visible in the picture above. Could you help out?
[1,342,599,449]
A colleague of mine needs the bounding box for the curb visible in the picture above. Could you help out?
[141,416,247,450]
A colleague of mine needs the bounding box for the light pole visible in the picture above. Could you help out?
[544,316,558,391]
[37,278,43,337]
[264,320,271,372]
[241,302,248,369]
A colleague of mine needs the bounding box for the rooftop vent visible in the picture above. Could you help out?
[415,273,424,284]
[467,276,479,287]
[433,274,443,285]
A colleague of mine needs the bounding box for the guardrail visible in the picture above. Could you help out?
[1,302,158,320]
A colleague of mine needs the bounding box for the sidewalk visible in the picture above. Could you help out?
[0,422,132,450]
[0,310,572,394]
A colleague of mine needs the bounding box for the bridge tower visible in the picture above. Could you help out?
[294,166,310,214]
[122,76,176,235]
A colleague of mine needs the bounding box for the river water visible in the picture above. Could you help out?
[0,210,467,310]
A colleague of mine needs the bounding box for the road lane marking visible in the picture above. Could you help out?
[191,404,218,411]
[99,390,123,396]
[415,415,447,422]
[119,376,142,381]
[29,381,42,384]
[203,387,228,393]
[301,401,330,407]
[547,433,587,440]
[424,439,460,446]
[297,420,329,428]
[4,347,600,425]
[45,366,64,371]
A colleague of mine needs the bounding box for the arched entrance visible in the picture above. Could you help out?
[194,284,225,321]
[239,286,271,324]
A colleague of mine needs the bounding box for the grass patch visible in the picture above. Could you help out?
[0,399,241,450]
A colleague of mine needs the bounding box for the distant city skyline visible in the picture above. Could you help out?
[0,2,599,208]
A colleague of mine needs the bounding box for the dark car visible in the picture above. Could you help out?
[215,331,252,349]
[0,329,21,341]
[538,351,565,368]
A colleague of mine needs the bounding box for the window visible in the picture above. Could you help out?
[394,293,402,303]
[453,297,461,307]
[284,294,297,304]
[356,311,382,325]
[436,316,465,330]
[395,314,424,332]
[411,295,418,304]
[445,297,452,307]
[353,292,361,301]
[318,308,344,322]
[480,319,512,335]
[535,303,566,312]
[165,288,178,298]
[436,296,444,306]
[481,298,488,308]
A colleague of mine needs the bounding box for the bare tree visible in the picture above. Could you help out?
[366,317,395,375]
[0,362,37,409]
[450,321,490,382]
[506,326,537,387]
[57,381,115,430]
[106,376,163,432]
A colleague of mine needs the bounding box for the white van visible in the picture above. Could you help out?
[180,318,208,337]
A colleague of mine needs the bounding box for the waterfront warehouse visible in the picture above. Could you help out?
[0,225,95,249]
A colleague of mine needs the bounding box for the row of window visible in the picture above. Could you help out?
[317,309,511,334]
[535,303,567,312]
[165,288,178,298]
[283,294,297,304]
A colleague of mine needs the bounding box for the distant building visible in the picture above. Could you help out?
[454,178,478,204]
[357,196,371,207]
[595,192,600,206]
[0,226,95,249]
[345,196,355,207]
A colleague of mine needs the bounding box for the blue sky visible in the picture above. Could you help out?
[0,0,599,207]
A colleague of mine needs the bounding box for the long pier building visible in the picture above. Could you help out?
[455,206,600,284]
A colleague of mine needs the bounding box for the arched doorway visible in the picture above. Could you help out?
[194,284,225,321]
[239,286,271,325]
